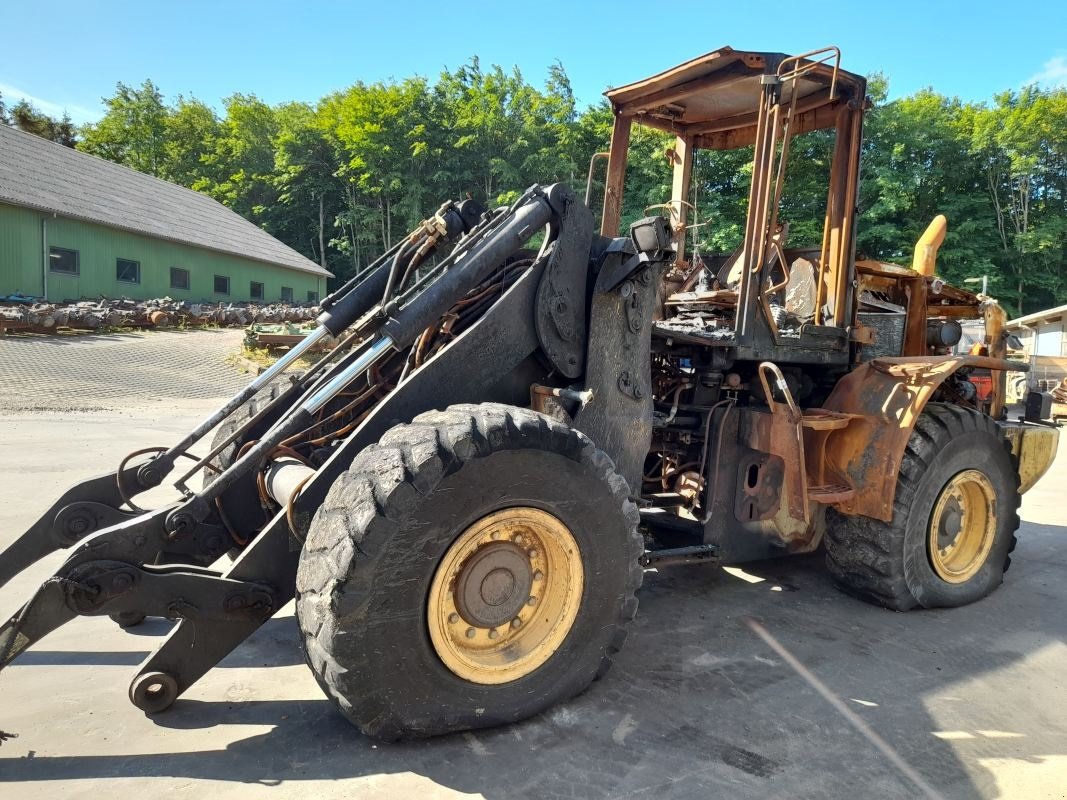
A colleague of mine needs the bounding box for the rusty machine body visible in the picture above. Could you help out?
[0,47,1059,740]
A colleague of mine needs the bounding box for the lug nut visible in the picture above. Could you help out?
[511,618,522,629]
[533,570,544,581]
[527,596,537,606]
[448,613,460,624]
[465,627,476,639]
[488,629,500,640]
[527,549,537,559]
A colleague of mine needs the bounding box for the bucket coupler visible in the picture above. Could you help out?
[0,184,577,711]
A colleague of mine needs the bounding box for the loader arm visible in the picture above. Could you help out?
[0,196,486,587]
[0,182,667,711]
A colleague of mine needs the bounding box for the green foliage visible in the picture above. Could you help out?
[79,80,169,175]
[0,92,77,146]
[60,64,1065,313]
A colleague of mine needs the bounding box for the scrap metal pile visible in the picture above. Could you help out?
[0,294,319,334]
[1052,377,1067,405]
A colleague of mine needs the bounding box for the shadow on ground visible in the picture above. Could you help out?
[4,525,1067,799]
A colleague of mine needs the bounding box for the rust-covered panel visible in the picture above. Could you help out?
[822,356,1026,521]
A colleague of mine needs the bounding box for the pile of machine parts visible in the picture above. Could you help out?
[1052,377,1067,405]
[244,322,337,352]
[0,294,320,335]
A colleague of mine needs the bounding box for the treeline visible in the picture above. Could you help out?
[2,61,1064,314]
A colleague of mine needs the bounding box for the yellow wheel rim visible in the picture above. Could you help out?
[928,470,997,583]
[427,507,584,685]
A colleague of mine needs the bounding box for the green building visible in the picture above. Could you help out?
[0,125,331,304]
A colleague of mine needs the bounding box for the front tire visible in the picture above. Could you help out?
[295,403,643,739]
[825,403,1020,610]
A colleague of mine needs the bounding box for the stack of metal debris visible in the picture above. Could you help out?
[0,296,320,335]
[243,322,336,352]
[1052,377,1067,405]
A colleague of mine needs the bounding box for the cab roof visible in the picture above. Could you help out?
[604,46,867,150]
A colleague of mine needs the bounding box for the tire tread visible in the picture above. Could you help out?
[295,403,644,738]
[825,402,1021,610]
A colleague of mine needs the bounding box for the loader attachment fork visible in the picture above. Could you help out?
[0,467,141,590]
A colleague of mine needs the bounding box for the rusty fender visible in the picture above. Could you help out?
[821,355,1029,522]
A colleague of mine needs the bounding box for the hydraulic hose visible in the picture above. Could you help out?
[316,198,484,336]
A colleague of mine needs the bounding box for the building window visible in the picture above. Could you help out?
[281,286,293,303]
[307,290,319,304]
[49,247,79,274]
[116,258,140,283]
[214,275,230,295]
[250,281,264,300]
[170,267,190,290]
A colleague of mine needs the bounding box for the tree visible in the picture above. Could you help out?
[1,95,77,146]
[273,102,343,272]
[967,86,1067,313]
[79,80,168,174]
[857,84,1001,294]
[54,59,1065,305]
[163,96,221,186]
[321,78,435,259]
[194,94,281,226]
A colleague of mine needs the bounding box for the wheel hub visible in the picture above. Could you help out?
[928,470,997,584]
[427,507,584,685]
[938,496,963,546]
[454,542,533,628]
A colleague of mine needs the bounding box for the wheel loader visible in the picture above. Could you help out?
[0,46,1060,740]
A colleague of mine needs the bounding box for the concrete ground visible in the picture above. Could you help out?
[0,330,1065,799]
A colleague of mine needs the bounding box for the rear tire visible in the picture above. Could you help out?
[825,403,1020,610]
[295,403,643,740]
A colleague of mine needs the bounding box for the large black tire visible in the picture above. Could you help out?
[825,403,1020,610]
[295,403,643,740]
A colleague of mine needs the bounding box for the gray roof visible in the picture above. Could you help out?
[0,125,331,278]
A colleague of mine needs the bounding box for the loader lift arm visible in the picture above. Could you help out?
[0,182,667,713]
[0,196,486,591]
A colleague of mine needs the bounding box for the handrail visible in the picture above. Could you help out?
[776,46,841,101]
[758,362,802,423]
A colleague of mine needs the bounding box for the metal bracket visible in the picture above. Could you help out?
[640,544,719,568]
[53,502,137,547]
[64,560,276,623]
[534,187,594,379]
[617,371,644,400]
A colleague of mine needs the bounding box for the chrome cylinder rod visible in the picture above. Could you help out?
[302,337,394,415]
[186,336,394,510]
[161,325,332,464]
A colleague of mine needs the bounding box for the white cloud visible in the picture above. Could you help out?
[1024,55,1067,89]
[0,81,101,124]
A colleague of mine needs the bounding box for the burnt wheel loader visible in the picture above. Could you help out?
[0,46,1060,740]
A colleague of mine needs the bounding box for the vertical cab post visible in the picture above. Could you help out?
[669,133,695,266]
[817,103,865,328]
[600,113,632,237]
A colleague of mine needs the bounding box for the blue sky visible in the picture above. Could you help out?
[2,0,1065,124]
